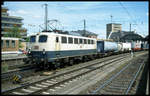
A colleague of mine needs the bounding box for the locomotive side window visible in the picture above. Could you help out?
[61,36,67,43]
[56,37,59,43]
[12,40,15,48]
[88,39,90,44]
[6,40,10,48]
[39,35,47,42]
[68,37,73,44]
[74,38,78,44]
[91,40,93,44]
[30,36,36,42]
[79,39,83,44]
[84,39,87,44]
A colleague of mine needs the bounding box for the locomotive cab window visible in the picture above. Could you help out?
[30,36,36,42]
[39,35,47,42]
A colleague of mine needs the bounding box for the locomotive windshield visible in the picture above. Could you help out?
[39,35,47,42]
[30,36,36,42]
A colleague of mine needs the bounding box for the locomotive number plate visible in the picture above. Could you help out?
[34,46,39,49]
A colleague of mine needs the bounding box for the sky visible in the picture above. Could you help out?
[3,1,149,39]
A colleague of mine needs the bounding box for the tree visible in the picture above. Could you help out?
[3,26,21,38]
[25,37,30,42]
[3,26,23,48]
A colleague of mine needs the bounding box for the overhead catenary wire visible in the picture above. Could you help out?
[119,2,146,37]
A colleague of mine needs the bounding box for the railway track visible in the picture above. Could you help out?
[2,56,27,70]
[1,65,35,81]
[90,54,147,95]
[2,53,131,95]
[1,52,129,82]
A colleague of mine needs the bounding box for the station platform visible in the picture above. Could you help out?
[2,54,27,61]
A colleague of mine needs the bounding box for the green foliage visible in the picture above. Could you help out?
[3,27,21,38]
[19,41,23,48]
[2,62,8,73]
[25,37,30,42]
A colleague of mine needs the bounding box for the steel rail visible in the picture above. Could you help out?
[2,54,129,95]
[30,56,128,94]
[90,55,147,94]
[125,60,145,94]
[90,59,131,94]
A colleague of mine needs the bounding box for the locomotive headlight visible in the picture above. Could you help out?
[28,48,31,54]
[43,49,45,54]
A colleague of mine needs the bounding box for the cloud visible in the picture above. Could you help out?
[8,9,29,16]
[17,9,28,15]
[146,12,149,16]
[32,15,42,18]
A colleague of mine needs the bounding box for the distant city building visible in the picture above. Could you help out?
[109,31,144,42]
[106,23,122,39]
[1,7,27,39]
[70,30,98,39]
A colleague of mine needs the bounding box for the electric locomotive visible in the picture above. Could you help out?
[27,32,97,69]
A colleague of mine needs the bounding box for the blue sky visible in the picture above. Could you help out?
[3,1,149,39]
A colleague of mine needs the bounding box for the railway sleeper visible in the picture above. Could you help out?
[109,83,129,89]
[108,86,127,90]
[103,88,125,94]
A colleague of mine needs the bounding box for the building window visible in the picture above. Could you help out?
[1,40,3,48]
[68,37,73,44]
[61,36,67,43]
[12,40,15,48]
[6,40,10,48]
[74,38,78,44]
[39,35,47,42]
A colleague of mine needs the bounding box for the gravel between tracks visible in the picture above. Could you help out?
[1,51,148,94]
[79,52,148,94]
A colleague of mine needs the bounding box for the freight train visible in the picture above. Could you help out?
[25,32,148,69]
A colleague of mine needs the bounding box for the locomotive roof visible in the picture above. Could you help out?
[30,32,96,40]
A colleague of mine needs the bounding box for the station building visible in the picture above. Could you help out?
[106,23,145,42]
[106,23,122,39]
[1,37,19,53]
[70,30,98,39]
